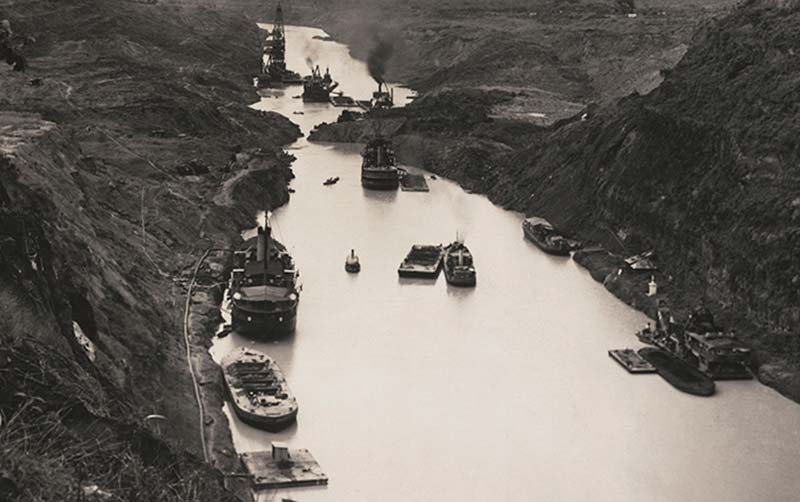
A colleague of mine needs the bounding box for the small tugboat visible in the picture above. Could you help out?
[443,240,476,287]
[345,249,360,273]
[398,245,444,278]
[230,220,300,338]
[522,217,571,256]
[638,347,716,396]
[323,176,339,186]
[302,65,338,102]
[361,133,401,190]
[221,347,298,431]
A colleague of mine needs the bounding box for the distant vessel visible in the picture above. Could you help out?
[522,217,571,256]
[230,221,300,338]
[361,134,401,190]
[221,347,298,431]
[371,82,394,110]
[323,176,339,186]
[638,347,716,396]
[398,245,444,278]
[443,240,476,287]
[303,65,338,102]
[345,249,360,273]
[257,2,303,87]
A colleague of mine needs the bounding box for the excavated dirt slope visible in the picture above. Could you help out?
[0,1,300,499]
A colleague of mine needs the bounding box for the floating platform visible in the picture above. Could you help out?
[241,443,328,489]
[608,349,656,374]
[400,174,430,192]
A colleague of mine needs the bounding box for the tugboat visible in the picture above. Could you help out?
[345,249,360,273]
[361,133,401,190]
[256,2,303,88]
[522,217,571,256]
[443,239,476,287]
[221,347,298,431]
[371,82,394,110]
[230,220,300,338]
[638,347,716,396]
[398,245,444,278]
[302,65,338,102]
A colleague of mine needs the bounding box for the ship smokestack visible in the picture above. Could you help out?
[377,143,383,166]
[256,227,266,262]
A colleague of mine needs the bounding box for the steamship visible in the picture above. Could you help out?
[230,222,300,338]
[302,65,338,102]
[361,134,401,190]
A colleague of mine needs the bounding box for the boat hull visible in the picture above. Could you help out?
[443,245,476,287]
[361,175,399,190]
[397,267,440,278]
[345,262,361,273]
[639,348,715,396]
[231,302,298,338]
[225,385,299,432]
[522,225,570,256]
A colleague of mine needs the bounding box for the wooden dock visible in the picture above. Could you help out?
[240,445,328,489]
[400,174,430,192]
[608,349,656,374]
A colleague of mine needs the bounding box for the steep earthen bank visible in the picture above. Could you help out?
[0,0,301,499]
[309,0,800,402]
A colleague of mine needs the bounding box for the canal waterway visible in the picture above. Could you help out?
[210,25,800,502]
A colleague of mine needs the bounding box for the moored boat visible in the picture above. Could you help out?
[345,249,360,273]
[398,245,444,278]
[230,221,300,338]
[443,241,476,287]
[361,134,401,190]
[522,217,571,256]
[221,347,298,431]
[638,347,716,396]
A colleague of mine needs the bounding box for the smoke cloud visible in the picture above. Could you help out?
[367,37,394,84]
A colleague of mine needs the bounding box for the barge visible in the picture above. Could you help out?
[522,217,571,256]
[230,221,300,338]
[608,349,656,374]
[398,245,444,278]
[443,241,476,287]
[221,347,298,431]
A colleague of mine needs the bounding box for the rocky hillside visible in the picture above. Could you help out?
[311,0,800,400]
[1,0,299,499]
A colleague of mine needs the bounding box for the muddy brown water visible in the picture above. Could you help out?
[210,26,800,502]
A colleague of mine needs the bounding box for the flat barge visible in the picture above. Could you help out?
[398,245,444,278]
[639,348,716,396]
[221,348,299,431]
[608,349,656,374]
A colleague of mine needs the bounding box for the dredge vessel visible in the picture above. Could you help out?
[256,2,302,88]
[637,302,751,381]
[443,240,476,287]
[398,245,444,278]
[221,347,298,431]
[230,221,300,338]
[361,134,402,190]
[303,66,338,102]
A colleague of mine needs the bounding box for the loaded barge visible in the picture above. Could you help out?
[522,217,571,256]
[221,347,299,431]
[229,221,300,338]
[398,245,444,278]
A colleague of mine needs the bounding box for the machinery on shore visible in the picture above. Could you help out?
[256,2,302,88]
[637,301,751,380]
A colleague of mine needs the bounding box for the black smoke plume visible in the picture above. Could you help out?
[367,37,394,84]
